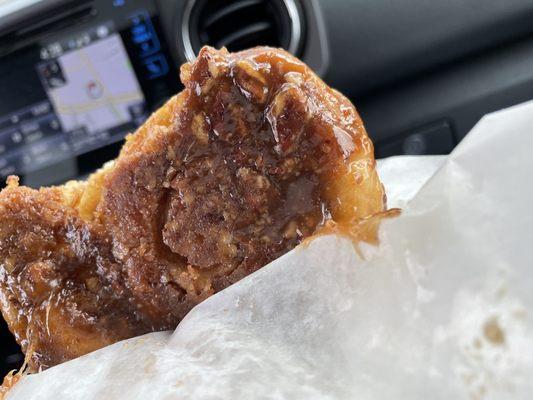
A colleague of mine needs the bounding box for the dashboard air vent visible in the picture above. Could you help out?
[182,0,303,61]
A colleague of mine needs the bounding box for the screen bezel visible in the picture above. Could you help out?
[0,2,181,187]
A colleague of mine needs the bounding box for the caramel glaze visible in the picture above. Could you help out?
[0,46,386,373]
[0,371,20,400]
[310,208,401,255]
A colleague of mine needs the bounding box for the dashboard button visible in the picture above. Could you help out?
[377,120,455,157]
[143,54,169,79]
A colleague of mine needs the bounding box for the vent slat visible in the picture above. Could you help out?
[203,0,263,29]
[216,22,271,48]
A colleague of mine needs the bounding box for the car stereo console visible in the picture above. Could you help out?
[0,0,181,186]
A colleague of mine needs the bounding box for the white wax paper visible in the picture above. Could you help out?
[7,101,533,399]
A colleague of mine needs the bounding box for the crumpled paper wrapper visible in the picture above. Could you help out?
[7,101,533,400]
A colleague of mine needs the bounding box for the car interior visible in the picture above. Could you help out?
[2,0,533,376]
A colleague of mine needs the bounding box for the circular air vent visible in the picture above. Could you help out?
[181,0,304,61]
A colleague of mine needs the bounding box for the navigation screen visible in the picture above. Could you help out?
[38,33,145,143]
[0,14,179,183]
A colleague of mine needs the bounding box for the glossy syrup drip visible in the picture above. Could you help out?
[310,208,402,256]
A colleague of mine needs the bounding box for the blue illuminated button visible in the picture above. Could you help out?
[129,11,160,57]
[131,25,151,43]
[143,54,169,79]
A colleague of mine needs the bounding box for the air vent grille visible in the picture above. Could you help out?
[183,0,303,60]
